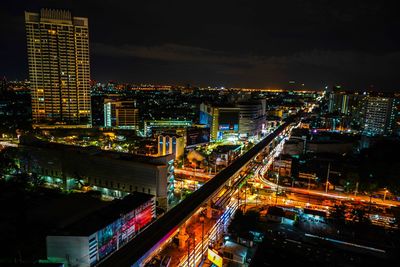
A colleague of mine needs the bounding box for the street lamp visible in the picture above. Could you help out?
[325,162,331,193]
[383,189,389,202]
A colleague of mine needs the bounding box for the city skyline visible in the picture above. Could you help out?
[1,0,400,90]
[1,2,400,266]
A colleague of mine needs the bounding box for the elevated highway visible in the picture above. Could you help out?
[99,114,301,267]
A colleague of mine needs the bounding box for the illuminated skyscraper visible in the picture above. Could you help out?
[25,9,91,127]
[363,96,396,136]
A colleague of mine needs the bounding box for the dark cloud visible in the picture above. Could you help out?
[0,0,399,89]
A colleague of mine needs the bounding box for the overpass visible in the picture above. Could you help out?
[99,114,300,267]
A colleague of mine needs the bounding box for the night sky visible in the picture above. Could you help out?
[1,0,399,90]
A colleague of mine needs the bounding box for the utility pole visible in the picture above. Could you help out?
[325,162,331,193]
[384,189,388,202]
[354,182,359,197]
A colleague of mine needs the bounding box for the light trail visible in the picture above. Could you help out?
[178,197,239,267]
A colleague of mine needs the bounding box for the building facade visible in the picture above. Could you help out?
[237,102,264,138]
[144,120,192,137]
[157,133,185,160]
[104,100,139,130]
[328,92,350,114]
[363,96,396,136]
[47,193,156,267]
[25,9,91,126]
[199,103,240,140]
[18,136,174,209]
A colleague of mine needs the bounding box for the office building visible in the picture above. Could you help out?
[328,92,349,114]
[104,100,139,129]
[47,193,155,267]
[199,103,240,140]
[25,9,91,127]
[363,96,396,136]
[237,101,264,138]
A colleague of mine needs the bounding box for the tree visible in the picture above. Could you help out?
[344,171,359,193]
[10,172,31,191]
[30,172,44,191]
[359,181,379,212]
[0,147,18,179]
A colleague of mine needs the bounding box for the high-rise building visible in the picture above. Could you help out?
[363,96,396,136]
[328,92,350,114]
[199,103,239,140]
[25,9,91,127]
[104,100,139,129]
[237,101,264,138]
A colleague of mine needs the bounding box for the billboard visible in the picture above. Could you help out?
[207,249,223,267]
[218,110,239,132]
[186,127,210,146]
[97,201,154,261]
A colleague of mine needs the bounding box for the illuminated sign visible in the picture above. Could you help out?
[207,249,223,267]
[218,124,239,131]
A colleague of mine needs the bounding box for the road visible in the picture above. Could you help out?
[99,114,301,267]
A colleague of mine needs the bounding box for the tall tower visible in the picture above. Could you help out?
[25,9,91,127]
[363,96,396,136]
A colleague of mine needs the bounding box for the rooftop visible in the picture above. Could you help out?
[50,193,153,236]
[19,135,169,166]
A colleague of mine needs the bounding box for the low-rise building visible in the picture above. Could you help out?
[157,133,185,160]
[104,99,139,130]
[222,241,248,266]
[283,138,304,155]
[272,157,292,177]
[213,144,242,167]
[47,193,155,267]
[18,136,174,209]
[306,140,353,154]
